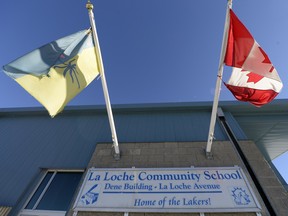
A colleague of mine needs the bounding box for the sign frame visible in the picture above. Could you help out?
[73,166,262,213]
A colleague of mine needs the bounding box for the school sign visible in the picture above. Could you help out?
[74,167,261,213]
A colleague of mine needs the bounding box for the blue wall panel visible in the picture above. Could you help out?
[0,106,228,206]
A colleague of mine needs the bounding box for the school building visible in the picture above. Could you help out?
[0,100,287,216]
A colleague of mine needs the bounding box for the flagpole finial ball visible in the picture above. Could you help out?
[86,2,93,10]
[228,0,233,8]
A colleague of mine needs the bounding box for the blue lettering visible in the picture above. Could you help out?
[104,171,135,181]
[138,171,147,180]
[104,183,122,190]
[88,172,100,181]
[204,170,242,180]
[134,198,156,206]
[204,171,212,180]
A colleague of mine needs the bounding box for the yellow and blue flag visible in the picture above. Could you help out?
[3,29,100,117]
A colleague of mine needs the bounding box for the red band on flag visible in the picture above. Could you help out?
[224,9,254,68]
[224,83,279,106]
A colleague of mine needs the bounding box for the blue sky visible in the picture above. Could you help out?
[0,1,287,182]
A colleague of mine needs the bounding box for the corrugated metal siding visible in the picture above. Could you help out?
[0,114,108,206]
[115,110,225,142]
[0,107,228,206]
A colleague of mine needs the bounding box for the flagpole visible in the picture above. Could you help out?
[86,0,120,159]
[206,0,232,156]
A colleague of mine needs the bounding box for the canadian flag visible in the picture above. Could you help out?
[224,9,283,106]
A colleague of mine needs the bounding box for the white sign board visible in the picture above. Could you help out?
[74,167,261,213]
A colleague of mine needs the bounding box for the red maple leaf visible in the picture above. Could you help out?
[246,72,264,84]
[259,47,274,72]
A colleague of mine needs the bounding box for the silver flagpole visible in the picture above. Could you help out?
[206,0,232,156]
[86,0,120,159]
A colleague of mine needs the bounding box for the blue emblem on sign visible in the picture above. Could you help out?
[231,187,251,205]
[80,184,99,205]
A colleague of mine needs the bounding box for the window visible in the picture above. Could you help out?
[19,170,83,216]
